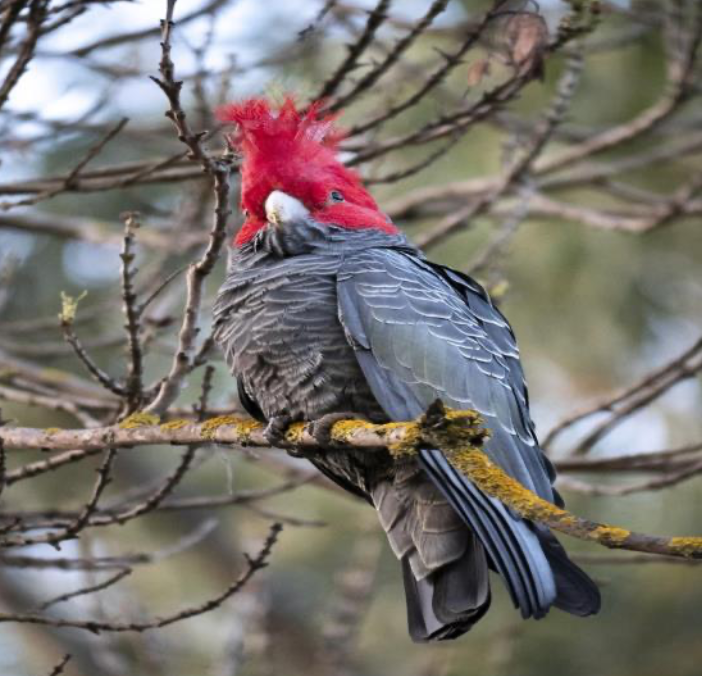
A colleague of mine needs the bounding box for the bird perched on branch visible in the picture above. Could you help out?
[213,97,600,641]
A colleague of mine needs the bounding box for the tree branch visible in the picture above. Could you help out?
[2,404,701,560]
[0,522,282,633]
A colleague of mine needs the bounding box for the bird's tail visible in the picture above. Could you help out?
[534,526,601,616]
[419,448,601,621]
[374,453,600,640]
[401,537,491,641]
[372,470,491,642]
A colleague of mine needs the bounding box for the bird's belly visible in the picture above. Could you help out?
[216,267,385,423]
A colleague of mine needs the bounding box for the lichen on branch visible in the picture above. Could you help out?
[1,402,701,560]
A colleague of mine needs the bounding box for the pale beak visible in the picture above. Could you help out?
[265,190,310,227]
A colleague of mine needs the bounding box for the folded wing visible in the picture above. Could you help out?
[337,247,599,619]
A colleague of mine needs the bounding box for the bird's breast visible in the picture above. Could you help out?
[213,253,386,424]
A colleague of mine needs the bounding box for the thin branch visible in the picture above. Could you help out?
[0,1,27,53]
[0,519,219,571]
[557,457,702,496]
[0,476,317,525]
[327,0,449,112]
[47,654,71,676]
[0,211,200,250]
[0,383,97,426]
[120,212,145,412]
[145,0,231,415]
[1,117,129,210]
[2,405,702,559]
[543,334,702,453]
[59,297,128,398]
[62,447,117,538]
[102,444,198,527]
[66,0,229,57]
[347,72,532,166]
[0,522,282,633]
[555,442,702,473]
[36,569,132,611]
[534,2,702,178]
[4,447,104,486]
[345,2,503,137]
[0,447,117,548]
[194,364,215,422]
[0,0,48,112]
[415,50,583,250]
[315,0,392,102]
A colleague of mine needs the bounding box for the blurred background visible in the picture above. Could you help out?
[0,1,701,674]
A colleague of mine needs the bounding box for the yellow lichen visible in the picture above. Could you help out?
[386,422,422,457]
[200,415,261,441]
[119,412,160,429]
[239,419,262,439]
[668,537,702,557]
[58,290,87,324]
[590,526,631,545]
[328,419,385,446]
[330,419,367,437]
[160,419,189,431]
[446,447,570,525]
[44,428,62,435]
[285,422,307,444]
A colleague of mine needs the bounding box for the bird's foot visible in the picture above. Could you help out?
[309,411,364,447]
[263,415,293,448]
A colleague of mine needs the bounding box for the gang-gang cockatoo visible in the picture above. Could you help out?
[213,98,600,641]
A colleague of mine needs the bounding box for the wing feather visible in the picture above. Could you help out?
[337,248,559,617]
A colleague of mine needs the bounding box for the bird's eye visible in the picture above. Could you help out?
[330,190,345,203]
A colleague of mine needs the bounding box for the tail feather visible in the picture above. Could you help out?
[372,455,599,642]
[534,527,601,616]
[419,448,557,618]
[373,471,491,641]
[402,538,491,642]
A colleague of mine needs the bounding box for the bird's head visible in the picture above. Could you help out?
[216,97,398,247]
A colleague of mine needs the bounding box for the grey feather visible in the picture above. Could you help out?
[214,221,599,641]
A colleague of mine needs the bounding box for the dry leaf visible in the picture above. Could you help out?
[506,12,548,78]
[466,58,492,87]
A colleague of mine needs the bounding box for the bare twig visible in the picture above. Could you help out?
[415,50,583,250]
[4,447,104,486]
[146,0,231,415]
[345,2,504,137]
[67,0,230,57]
[59,293,128,398]
[37,569,132,611]
[315,0,392,102]
[0,0,48,112]
[47,654,72,676]
[120,212,145,412]
[0,519,219,571]
[0,383,97,426]
[0,447,117,548]
[544,335,702,453]
[0,522,282,633]
[327,0,449,112]
[557,457,702,496]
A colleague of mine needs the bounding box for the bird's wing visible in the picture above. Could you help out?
[336,247,558,618]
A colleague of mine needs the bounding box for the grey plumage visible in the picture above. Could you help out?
[214,219,600,641]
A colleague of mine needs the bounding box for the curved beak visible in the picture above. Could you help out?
[265,190,310,227]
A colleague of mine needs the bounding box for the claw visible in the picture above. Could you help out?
[309,411,362,447]
[263,415,292,448]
